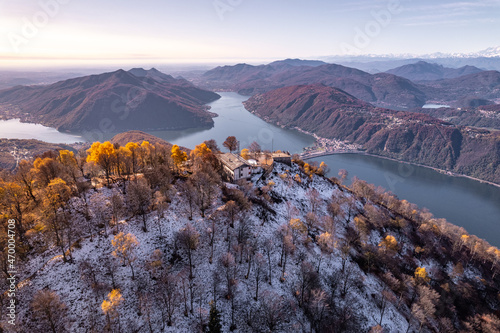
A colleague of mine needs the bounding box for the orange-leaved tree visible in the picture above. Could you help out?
[190,143,212,161]
[101,289,124,329]
[86,141,116,185]
[171,144,187,170]
[111,232,139,279]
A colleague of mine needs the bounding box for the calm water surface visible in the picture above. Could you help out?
[104,92,316,153]
[310,154,500,247]
[0,118,83,143]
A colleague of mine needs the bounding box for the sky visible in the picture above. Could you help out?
[0,0,498,68]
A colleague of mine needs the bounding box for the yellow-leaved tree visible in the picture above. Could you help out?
[111,232,139,279]
[414,266,430,284]
[190,143,212,161]
[43,178,72,261]
[86,141,116,185]
[240,148,250,160]
[140,141,155,167]
[102,289,124,329]
[58,149,80,183]
[125,142,140,173]
[379,235,398,253]
[171,144,188,170]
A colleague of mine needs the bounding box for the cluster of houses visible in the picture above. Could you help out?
[216,151,291,182]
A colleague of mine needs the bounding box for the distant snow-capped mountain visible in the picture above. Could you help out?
[324,46,500,61]
[424,46,500,59]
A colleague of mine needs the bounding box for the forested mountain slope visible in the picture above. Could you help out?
[1,140,499,332]
[244,85,500,185]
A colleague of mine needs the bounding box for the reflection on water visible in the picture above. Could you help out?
[310,153,500,247]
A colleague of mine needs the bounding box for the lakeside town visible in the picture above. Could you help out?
[295,128,363,159]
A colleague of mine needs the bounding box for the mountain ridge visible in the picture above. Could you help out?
[244,84,500,184]
[385,61,483,81]
[201,62,427,109]
[0,68,221,134]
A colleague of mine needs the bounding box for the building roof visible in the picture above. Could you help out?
[218,153,250,171]
[272,152,291,158]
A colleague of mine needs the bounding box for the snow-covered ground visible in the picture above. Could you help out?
[11,162,481,332]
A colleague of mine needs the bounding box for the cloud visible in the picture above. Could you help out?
[397,0,499,27]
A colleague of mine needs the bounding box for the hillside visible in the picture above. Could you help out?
[199,61,427,109]
[110,130,191,152]
[244,85,500,184]
[0,68,220,133]
[415,105,500,130]
[420,70,500,104]
[3,143,500,332]
[385,61,483,82]
[0,139,75,170]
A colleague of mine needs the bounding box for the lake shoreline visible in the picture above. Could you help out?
[289,126,500,189]
[305,150,500,189]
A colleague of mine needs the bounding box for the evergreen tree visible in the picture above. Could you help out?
[208,301,222,333]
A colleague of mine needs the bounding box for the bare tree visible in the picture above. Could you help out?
[307,188,322,214]
[90,192,110,236]
[159,272,180,326]
[308,289,329,333]
[263,237,274,285]
[296,261,320,307]
[153,190,168,237]
[110,190,124,233]
[176,223,200,279]
[31,289,68,333]
[219,252,238,330]
[259,290,286,332]
[253,252,266,301]
[127,178,152,232]
[191,169,218,218]
[374,287,396,326]
[204,139,220,152]
[179,180,197,220]
[409,285,440,332]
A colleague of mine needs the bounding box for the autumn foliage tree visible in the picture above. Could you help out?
[171,144,187,170]
[223,136,239,153]
[190,143,212,161]
[86,141,116,185]
[43,177,72,261]
[111,232,139,279]
[101,289,124,330]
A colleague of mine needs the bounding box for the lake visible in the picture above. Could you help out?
[0,118,83,144]
[422,104,451,108]
[103,92,316,153]
[309,153,500,247]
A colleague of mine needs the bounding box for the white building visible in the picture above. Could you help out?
[218,153,252,182]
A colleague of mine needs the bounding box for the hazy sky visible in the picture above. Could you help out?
[0,0,498,67]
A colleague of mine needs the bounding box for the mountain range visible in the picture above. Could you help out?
[244,84,500,184]
[200,58,500,108]
[420,70,500,104]
[0,68,220,133]
[200,62,427,109]
[385,61,483,81]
